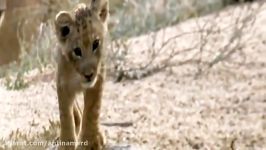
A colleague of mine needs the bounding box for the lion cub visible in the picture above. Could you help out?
[54,0,109,149]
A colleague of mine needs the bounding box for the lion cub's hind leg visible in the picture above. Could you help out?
[73,101,82,135]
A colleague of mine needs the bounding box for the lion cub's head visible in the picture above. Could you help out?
[55,0,109,88]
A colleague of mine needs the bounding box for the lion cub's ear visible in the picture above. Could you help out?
[55,11,74,42]
[91,0,109,23]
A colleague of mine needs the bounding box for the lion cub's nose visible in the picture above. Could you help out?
[84,73,94,82]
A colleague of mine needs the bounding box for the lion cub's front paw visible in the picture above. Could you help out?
[77,132,104,150]
[89,134,104,150]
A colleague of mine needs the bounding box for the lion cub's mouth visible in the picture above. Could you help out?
[81,76,97,89]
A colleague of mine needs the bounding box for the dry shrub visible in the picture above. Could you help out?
[109,1,263,81]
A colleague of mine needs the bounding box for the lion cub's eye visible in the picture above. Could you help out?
[92,39,100,53]
[73,47,82,58]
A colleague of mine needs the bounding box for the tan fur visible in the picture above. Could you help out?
[0,0,41,65]
[54,1,109,150]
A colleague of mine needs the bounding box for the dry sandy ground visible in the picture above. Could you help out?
[1,2,266,150]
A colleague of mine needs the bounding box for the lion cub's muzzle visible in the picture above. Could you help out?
[80,69,98,89]
[84,72,94,82]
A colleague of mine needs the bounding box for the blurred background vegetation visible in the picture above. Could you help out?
[0,0,252,90]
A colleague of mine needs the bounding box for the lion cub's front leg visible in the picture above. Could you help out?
[77,76,104,150]
[57,84,77,150]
